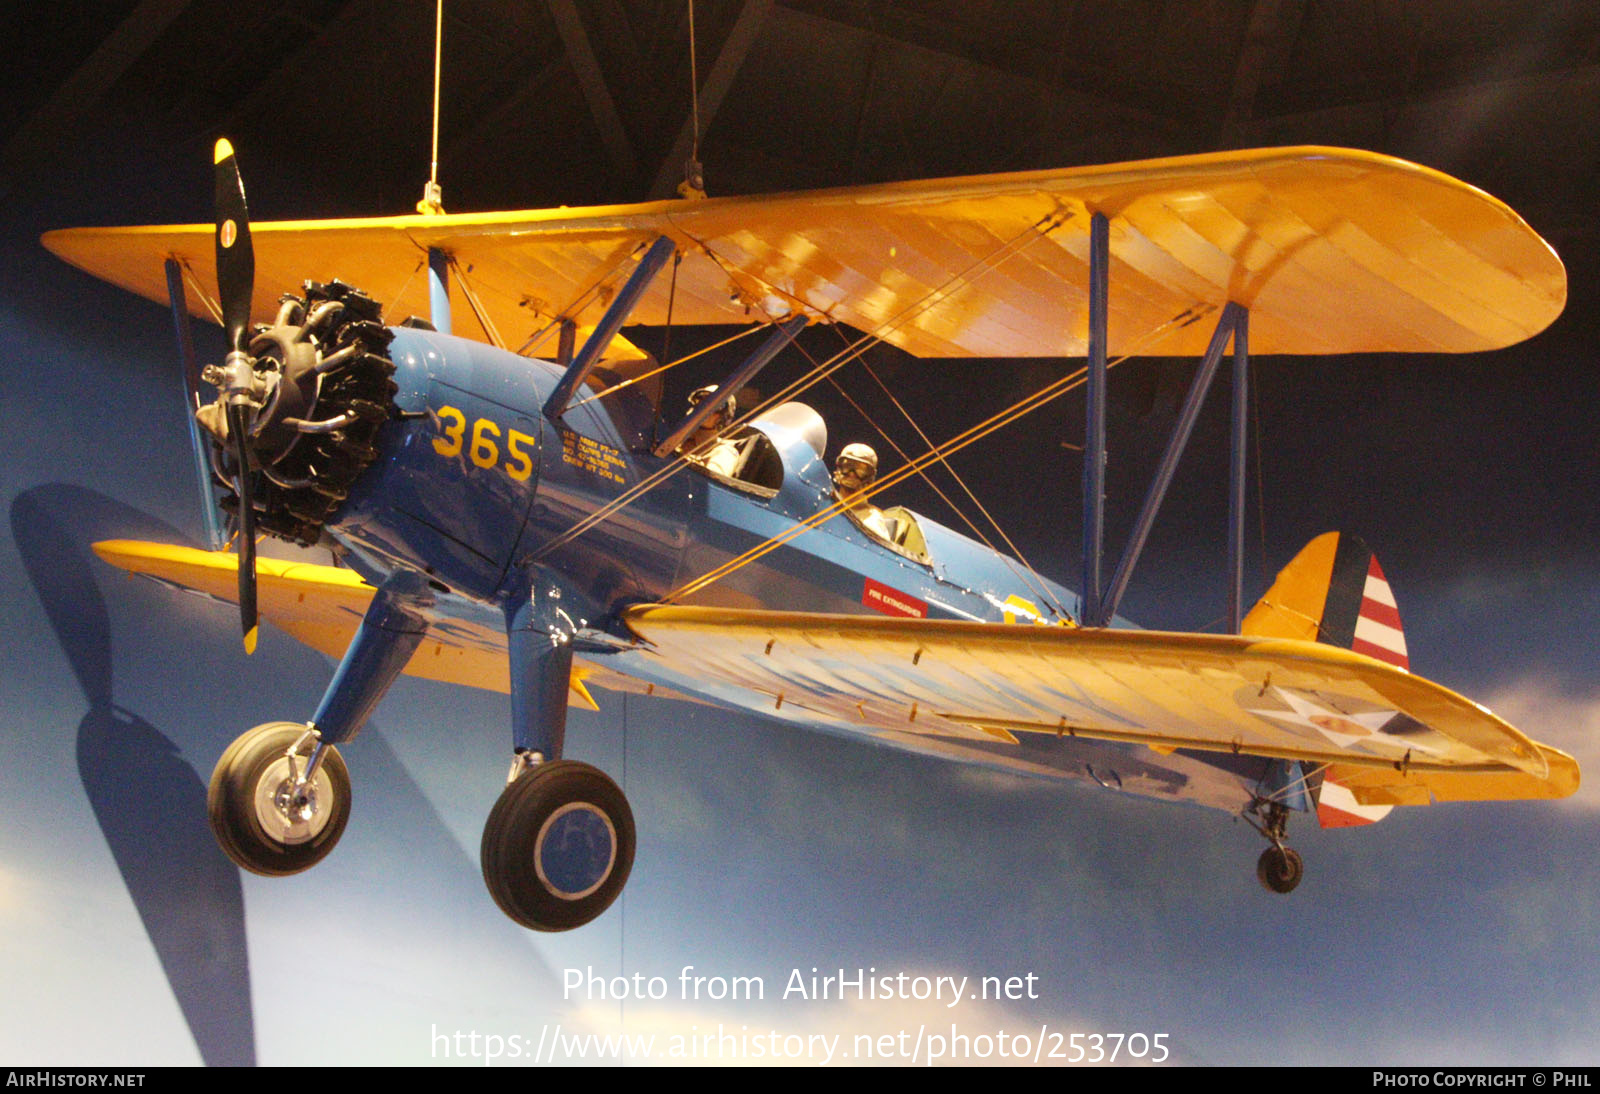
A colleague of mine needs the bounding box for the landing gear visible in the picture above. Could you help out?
[1256,845,1304,894]
[208,722,350,876]
[481,759,635,932]
[1244,797,1303,894]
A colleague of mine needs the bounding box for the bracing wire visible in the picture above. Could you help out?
[449,257,505,349]
[836,331,1073,619]
[664,368,1100,603]
[805,341,1071,620]
[180,261,224,324]
[530,216,1066,562]
[567,326,768,411]
[662,307,1207,605]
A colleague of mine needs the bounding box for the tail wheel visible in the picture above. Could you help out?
[481,760,635,932]
[1256,845,1304,894]
[209,722,350,876]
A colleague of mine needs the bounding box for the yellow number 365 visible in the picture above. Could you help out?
[431,406,536,482]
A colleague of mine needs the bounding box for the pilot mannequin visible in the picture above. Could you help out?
[832,442,895,542]
[680,385,741,478]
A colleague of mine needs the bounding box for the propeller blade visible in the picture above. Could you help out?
[227,402,259,654]
[215,138,259,652]
[213,138,255,355]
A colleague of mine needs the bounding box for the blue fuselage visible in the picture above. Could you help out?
[335,328,1075,630]
[324,328,1272,817]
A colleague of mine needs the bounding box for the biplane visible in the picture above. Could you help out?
[43,142,1578,931]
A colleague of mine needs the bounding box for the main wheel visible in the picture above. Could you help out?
[208,722,350,876]
[481,760,635,932]
[1256,845,1304,894]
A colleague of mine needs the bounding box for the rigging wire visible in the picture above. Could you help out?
[662,250,681,377]
[180,261,224,325]
[805,341,1070,620]
[662,307,1206,605]
[529,216,1065,562]
[566,327,769,410]
[513,240,665,356]
[835,330,1072,619]
[664,369,1097,602]
[378,256,424,328]
[449,256,506,348]
[1253,761,1327,807]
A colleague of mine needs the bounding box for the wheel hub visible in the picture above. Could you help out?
[533,802,617,901]
[253,755,334,845]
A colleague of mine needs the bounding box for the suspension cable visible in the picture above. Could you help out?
[430,0,443,190]
[417,0,446,214]
[682,0,704,196]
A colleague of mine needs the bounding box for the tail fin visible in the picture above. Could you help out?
[1244,532,1406,827]
[1243,531,1408,669]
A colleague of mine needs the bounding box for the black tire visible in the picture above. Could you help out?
[208,722,351,876]
[481,760,635,932]
[1256,845,1304,894]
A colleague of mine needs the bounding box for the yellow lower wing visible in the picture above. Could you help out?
[90,541,1580,807]
[90,540,617,709]
[623,605,1579,806]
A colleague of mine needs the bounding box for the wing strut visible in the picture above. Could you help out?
[1227,310,1251,632]
[1080,211,1108,625]
[543,235,676,421]
[164,257,227,551]
[652,314,805,457]
[1093,301,1249,626]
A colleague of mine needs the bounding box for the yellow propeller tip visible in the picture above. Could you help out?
[243,625,258,655]
[214,138,234,164]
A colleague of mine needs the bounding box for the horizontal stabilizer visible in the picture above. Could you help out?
[1323,749,1580,806]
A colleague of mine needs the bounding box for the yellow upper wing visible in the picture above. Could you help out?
[44,146,1563,358]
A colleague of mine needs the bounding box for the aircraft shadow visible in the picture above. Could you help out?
[11,485,256,1067]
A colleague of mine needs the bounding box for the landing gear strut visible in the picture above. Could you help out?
[1245,798,1303,894]
[478,583,636,931]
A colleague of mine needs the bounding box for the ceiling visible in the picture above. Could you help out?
[7,0,1598,261]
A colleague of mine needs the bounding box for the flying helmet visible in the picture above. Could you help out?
[835,442,878,487]
[688,384,735,420]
